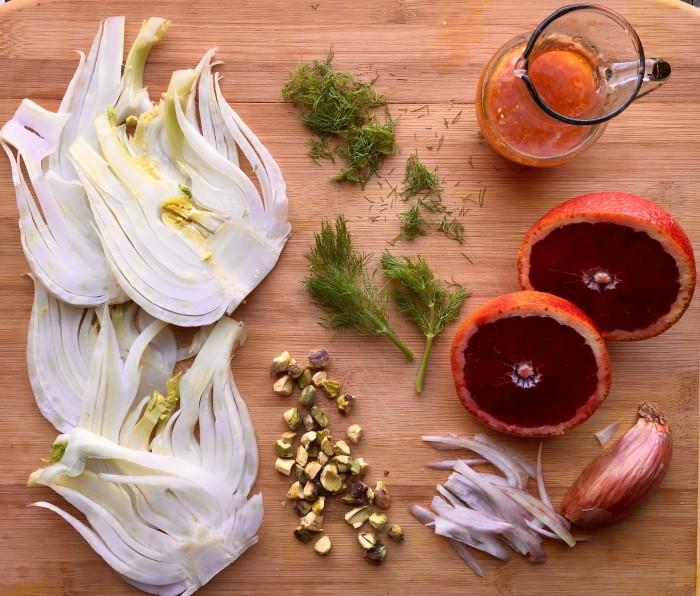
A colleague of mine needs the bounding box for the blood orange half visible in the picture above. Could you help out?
[518,192,696,341]
[451,291,611,437]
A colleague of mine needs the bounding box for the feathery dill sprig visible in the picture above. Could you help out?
[401,152,443,201]
[303,216,413,360]
[333,120,397,188]
[282,51,395,186]
[381,252,470,392]
[395,203,431,242]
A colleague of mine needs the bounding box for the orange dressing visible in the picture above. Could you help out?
[476,42,602,165]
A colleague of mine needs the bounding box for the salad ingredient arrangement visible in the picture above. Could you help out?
[518,192,696,341]
[270,349,403,564]
[450,291,611,436]
[562,403,673,529]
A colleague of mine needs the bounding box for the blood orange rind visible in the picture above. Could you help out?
[518,192,696,341]
[451,291,611,437]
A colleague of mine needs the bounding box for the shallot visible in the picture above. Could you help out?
[561,403,672,529]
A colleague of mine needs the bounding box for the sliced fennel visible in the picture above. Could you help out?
[70,56,291,326]
[27,275,178,434]
[29,428,263,596]
[0,17,167,306]
[13,16,275,594]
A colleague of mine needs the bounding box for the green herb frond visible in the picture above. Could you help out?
[333,121,397,187]
[401,152,443,201]
[395,204,431,241]
[282,51,394,186]
[436,215,464,244]
[302,217,412,359]
[308,136,336,164]
[381,252,470,391]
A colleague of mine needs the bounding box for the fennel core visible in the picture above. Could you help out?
[381,252,470,392]
[302,216,413,360]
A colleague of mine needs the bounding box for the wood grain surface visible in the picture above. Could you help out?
[0,0,698,594]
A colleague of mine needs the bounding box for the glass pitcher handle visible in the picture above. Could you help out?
[636,59,672,98]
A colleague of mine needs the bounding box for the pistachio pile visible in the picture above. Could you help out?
[271,348,404,564]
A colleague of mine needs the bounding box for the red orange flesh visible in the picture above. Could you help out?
[518,192,696,341]
[451,291,611,437]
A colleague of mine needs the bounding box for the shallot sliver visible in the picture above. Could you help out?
[422,434,528,488]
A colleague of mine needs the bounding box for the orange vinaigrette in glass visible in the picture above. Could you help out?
[475,37,605,167]
[475,5,672,168]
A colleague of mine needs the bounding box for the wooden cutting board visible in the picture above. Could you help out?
[1,0,698,594]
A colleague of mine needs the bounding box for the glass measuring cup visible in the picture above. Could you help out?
[475,4,671,167]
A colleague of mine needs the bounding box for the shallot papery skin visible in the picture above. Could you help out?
[561,403,672,529]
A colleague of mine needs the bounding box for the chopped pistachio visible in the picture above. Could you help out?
[275,457,295,476]
[296,445,309,467]
[305,461,323,480]
[333,440,351,456]
[273,375,294,396]
[344,505,371,529]
[311,406,328,428]
[337,394,354,415]
[307,348,330,369]
[299,385,317,408]
[297,368,313,389]
[275,439,293,458]
[369,512,388,531]
[287,359,306,379]
[387,524,404,542]
[303,480,319,502]
[317,428,331,442]
[293,501,312,516]
[302,412,316,431]
[373,481,391,509]
[320,379,341,399]
[295,464,310,485]
[348,457,362,476]
[300,431,317,446]
[317,451,329,466]
[356,457,370,476]
[358,532,378,550]
[340,494,359,505]
[300,511,324,532]
[320,436,335,456]
[270,351,292,375]
[287,481,303,500]
[281,431,297,444]
[312,496,326,514]
[364,543,387,565]
[346,481,372,505]
[312,371,328,386]
[320,463,343,492]
[346,424,363,444]
[334,455,352,472]
[283,407,301,430]
[294,527,313,543]
[314,535,332,555]
[307,443,319,458]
